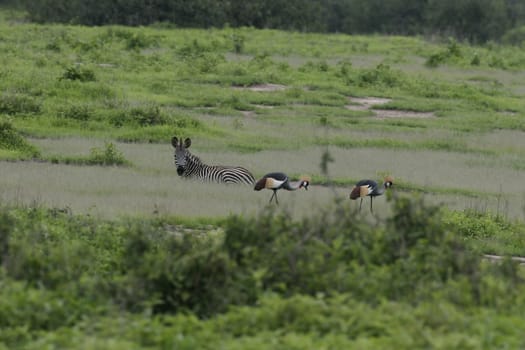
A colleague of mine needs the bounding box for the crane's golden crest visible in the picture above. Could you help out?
[384,176,394,184]
[297,175,309,189]
[299,175,311,183]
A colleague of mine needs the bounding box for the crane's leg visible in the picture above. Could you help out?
[269,190,276,203]
[370,197,373,213]
[359,198,363,211]
[275,190,279,205]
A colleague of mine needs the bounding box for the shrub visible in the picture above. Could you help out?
[0,93,41,115]
[223,203,378,297]
[128,105,166,126]
[299,60,329,73]
[86,142,130,166]
[222,194,490,305]
[0,121,40,157]
[110,105,167,127]
[425,51,449,68]
[125,32,159,51]
[501,25,525,46]
[0,192,524,349]
[354,63,405,88]
[57,104,94,121]
[470,53,481,66]
[230,33,245,54]
[59,65,96,82]
[425,38,463,68]
[336,59,353,84]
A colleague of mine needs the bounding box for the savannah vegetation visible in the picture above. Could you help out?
[1,4,525,349]
[13,0,525,44]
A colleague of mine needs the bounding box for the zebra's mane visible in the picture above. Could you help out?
[185,149,237,170]
[186,150,205,166]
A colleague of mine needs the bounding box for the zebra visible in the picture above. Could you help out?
[171,136,255,185]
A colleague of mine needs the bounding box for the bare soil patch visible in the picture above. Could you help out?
[374,109,435,119]
[233,83,286,92]
[346,96,435,119]
[346,97,392,110]
[240,110,256,118]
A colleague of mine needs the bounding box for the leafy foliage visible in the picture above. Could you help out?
[1,195,525,348]
[18,0,525,43]
[0,15,524,348]
[0,93,41,115]
[49,142,131,166]
[0,120,40,158]
[86,142,130,166]
[59,65,96,82]
[502,25,525,46]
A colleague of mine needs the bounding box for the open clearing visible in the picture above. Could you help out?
[1,136,524,219]
[0,24,524,221]
[346,96,436,118]
[2,15,525,348]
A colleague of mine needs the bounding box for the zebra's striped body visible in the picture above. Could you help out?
[171,137,255,185]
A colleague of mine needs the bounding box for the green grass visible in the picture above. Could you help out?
[0,14,525,347]
[47,142,131,166]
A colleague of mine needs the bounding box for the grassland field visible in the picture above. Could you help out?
[1,9,525,220]
[2,7,525,348]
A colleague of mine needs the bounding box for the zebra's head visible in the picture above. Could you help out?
[171,137,192,176]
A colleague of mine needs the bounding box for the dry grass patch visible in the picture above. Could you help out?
[346,96,436,119]
[0,160,343,219]
[465,130,525,152]
[11,136,525,220]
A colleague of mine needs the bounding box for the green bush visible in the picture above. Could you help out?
[425,39,464,68]
[59,65,96,82]
[124,228,256,316]
[222,194,486,304]
[110,105,169,127]
[502,25,525,46]
[230,33,245,54]
[354,64,405,88]
[49,142,131,166]
[1,194,525,348]
[125,32,159,51]
[57,104,95,121]
[86,142,130,166]
[0,93,41,115]
[0,120,40,158]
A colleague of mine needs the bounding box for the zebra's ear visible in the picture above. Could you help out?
[184,138,191,148]
[171,137,178,148]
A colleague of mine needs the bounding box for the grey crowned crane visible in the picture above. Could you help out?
[349,176,393,212]
[254,172,310,204]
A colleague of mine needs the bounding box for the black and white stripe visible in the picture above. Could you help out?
[171,137,255,185]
